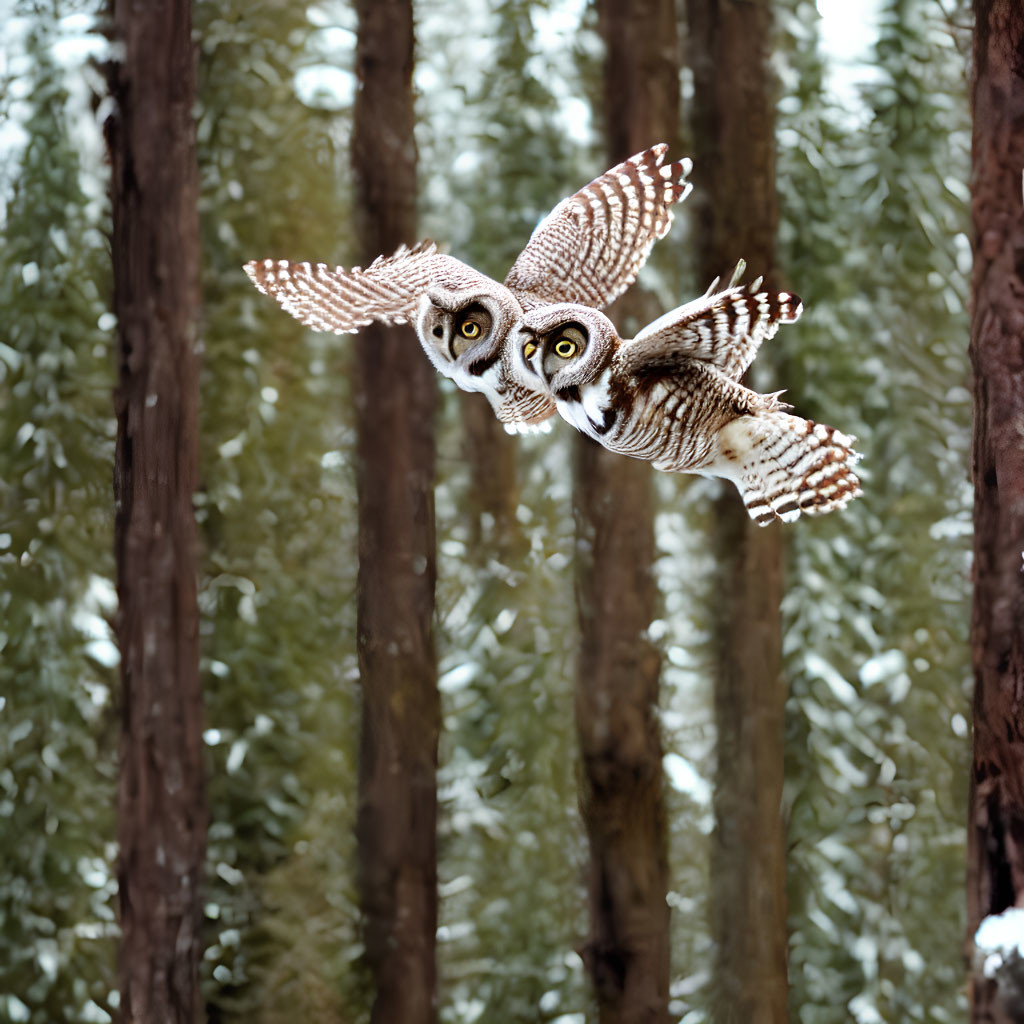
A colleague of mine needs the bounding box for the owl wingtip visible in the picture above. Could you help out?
[243,260,268,292]
[403,238,439,255]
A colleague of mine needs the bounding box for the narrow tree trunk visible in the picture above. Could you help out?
[105,1,206,1019]
[686,0,789,1021]
[573,3,678,1020]
[351,3,439,1022]
[574,447,667,1023]
[461,395,523,563]
[967,4,1024,1021]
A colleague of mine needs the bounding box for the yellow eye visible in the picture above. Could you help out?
[459,320,482,340]
[523,341,537,359]
[554,337,578,358]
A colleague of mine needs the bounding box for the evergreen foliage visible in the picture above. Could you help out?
[433,423,590,1020]
[655,476,718,1019]
[0,1,975,1020]
[777,2,971,1019]
[0,11,118,1022]
[416,4,591,1016]
[192,1,362,1017]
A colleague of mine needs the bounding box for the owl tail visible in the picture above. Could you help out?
[719,413,863,526]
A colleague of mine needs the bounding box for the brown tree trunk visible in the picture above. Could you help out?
[686,1,789,1021]
[573,3,677,1020]
[351,3,439,1022]
[105,1,206,1020]
[967,4,1024,1022]
[461,395,523,563]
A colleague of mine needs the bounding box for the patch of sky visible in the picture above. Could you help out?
[816,0,885,122]
[72,575,119,669]
[438,661,478,694]
[295,64,354,111]
[663,753,711,806]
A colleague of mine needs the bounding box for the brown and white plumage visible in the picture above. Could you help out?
[244,145,692,431]
[522,285,862,525]
[504,145,692,310]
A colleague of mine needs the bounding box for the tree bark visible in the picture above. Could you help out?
[573,3,677,1020]
[105,1,206,1020]
[461,395,523,563]
[967,4,1024,1022]
[686,0,789,1021]
[351,3,440,1022]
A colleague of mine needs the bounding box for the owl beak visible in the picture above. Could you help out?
[517,327,543,378]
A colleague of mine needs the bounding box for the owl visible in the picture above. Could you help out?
[244,144,692,432]
[520,285,862,525]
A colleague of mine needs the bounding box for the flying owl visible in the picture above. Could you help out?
[520,285,862,525]
[244,144,692,432]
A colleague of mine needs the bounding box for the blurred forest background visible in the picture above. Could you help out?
[0,0,976,1021]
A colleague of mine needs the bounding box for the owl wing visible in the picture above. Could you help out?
[504,144,693,311]
[608,350,859,525]
[624,285,802,381]
[616,348,777,418]
[244,241,459,334]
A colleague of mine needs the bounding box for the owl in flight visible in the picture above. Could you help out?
[520,283,862,525]
[245,145,692,431]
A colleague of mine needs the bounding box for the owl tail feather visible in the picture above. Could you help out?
[722,413,863,527]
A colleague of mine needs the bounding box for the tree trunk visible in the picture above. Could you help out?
[686,0,789,1021]
[461,395,523,563]
[351,3,440,1022]
[105,1,206,1020]
[967,4,1024,1021]
[573,3,677,1020]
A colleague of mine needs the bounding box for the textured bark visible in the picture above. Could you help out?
[105,1,206,1020]
[686,1,789,1021]
[461,395,523,563]
[967,4,1024,1022]
[573,2,677,1020]
[597,0,681,167]
[351,3,439,1022]
[706,505,786,1024]
[574,446,668,1024]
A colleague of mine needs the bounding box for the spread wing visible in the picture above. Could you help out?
[244,241,462,335]
[623,284,802,381]
[504,144,693,310]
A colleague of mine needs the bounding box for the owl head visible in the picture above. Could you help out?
[415,285,556,430]
[521,304,620,393]
[415,284,522,386]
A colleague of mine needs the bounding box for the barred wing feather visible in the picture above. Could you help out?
[505,144,693,310]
